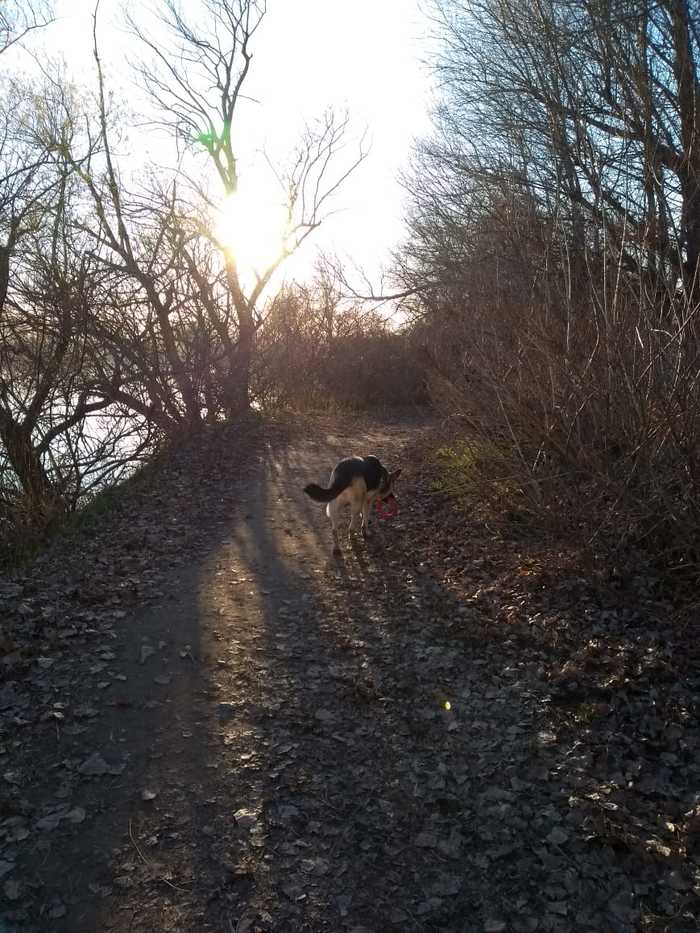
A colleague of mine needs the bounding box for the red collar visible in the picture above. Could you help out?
[375,494,399,519]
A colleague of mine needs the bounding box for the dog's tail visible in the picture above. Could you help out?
[303,478,347,503]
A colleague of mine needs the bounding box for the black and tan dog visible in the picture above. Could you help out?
[304,455,401,555]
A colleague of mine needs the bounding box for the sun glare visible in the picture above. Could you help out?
[215,189,289,281]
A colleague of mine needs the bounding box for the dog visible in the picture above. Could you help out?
[304,455,401,555]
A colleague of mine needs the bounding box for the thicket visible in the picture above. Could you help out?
[395,0,700,582]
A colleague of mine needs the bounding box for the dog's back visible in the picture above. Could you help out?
[304,456,386,503]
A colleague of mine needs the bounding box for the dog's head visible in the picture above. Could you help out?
[380,467,402,501]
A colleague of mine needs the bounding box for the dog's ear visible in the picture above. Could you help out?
[390,468,402,481]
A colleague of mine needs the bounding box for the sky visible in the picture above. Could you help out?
[30,0,434,287]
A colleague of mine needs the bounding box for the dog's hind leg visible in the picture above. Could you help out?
[327,499,342,556]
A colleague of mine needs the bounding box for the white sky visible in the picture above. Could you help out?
[34,0,433,285]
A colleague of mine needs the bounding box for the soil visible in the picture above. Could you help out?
[1,413,699,932]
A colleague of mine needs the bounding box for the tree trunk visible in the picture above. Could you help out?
[225,259,255,414]
[230,316,254,414]
[0,242,9,317]
[682,181,700,286]
[0,416,57,507]
[670,0,700,288]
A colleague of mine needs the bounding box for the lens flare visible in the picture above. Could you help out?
[215,189,288,281]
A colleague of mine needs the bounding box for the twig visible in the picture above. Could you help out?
[128,817,149,866]
[128,818,185,891]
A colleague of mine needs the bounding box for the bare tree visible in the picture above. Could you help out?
[0,73,133,511]
[0,1,54,57]
[45,11,207,430]
[418,0,700,292]
[128,0,366,412]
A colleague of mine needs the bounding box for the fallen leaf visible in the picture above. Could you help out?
[414,831,438,848]
[36,812,63,831]
[234,808,258,830]
[78,752,109,776]
[3,879,20,900]
[547,827,569,846]
[140,645,155,664]
[65,807,86,824]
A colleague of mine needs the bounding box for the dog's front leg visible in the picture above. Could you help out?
[348,502,361,534]
[361,496,372,538]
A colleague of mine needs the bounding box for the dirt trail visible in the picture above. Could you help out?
[2,415,699,932]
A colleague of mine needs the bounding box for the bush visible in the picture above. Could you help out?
[415,277,700,578]
[255,283,427,411]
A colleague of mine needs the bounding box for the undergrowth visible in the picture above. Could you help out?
[431,440,538,529]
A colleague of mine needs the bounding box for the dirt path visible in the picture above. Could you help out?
[2,415,699,932]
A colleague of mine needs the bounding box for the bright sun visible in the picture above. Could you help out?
[215,188,289,281]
